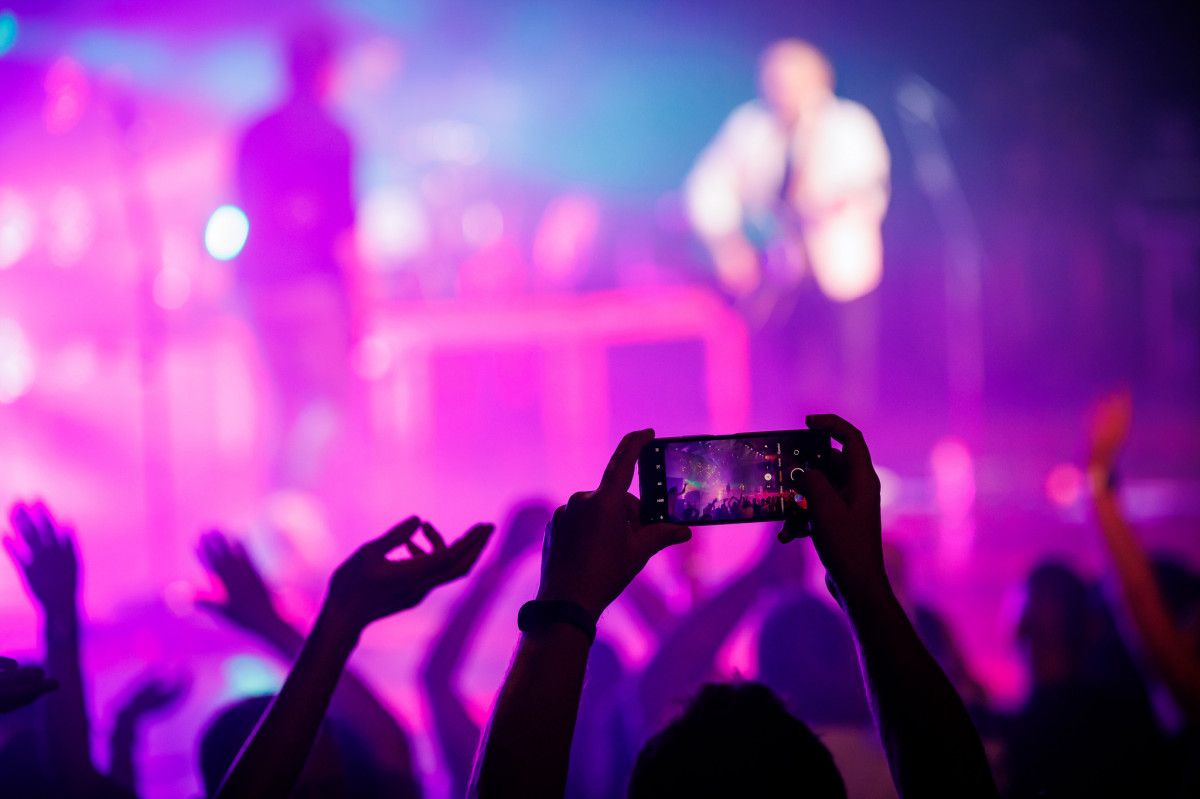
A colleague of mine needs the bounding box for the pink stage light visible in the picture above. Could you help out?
[204,204,250,261]
[0,188,36,269]
[1045,462,1084,508]
[532,193,600,288]
[43,56,89,135]
[356,186,428,267]
[0,317,36,403]
[462,200,504,248]
[47,186,95,267]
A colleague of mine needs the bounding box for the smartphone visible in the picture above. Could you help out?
[638,430,832,526]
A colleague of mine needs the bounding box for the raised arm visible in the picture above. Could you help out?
[197,530,417,782]
[214,518,492,799]
[1087,391,1200,720]
[783,415,998,798]
[108,675,188,795]
[635,555,765,735]
[4,502,123,798]
[421,503,547,798]
[469,429,692,799]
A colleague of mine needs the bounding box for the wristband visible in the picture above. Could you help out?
[518,600,596,645]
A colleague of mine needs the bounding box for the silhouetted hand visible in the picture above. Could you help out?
[781,414,887,599]
[325,517,493,635]
[536,429,692,621]
[196,530,285,637]
[0,656,58,714]
[116,674,189,724]
[1088,388,1132,470]
[4,502,78,616]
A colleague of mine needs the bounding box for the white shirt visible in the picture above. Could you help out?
[685,97,890,301]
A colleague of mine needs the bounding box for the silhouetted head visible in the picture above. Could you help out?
[199,695,346,798]
[287,26,336,101]
[758,593,871,727]
[758,39,834,129]
[1018,561,1091,686]
[629,681,845,798]
[1152,553,1200,657]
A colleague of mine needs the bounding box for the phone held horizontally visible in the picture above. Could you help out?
[638,430,832,527]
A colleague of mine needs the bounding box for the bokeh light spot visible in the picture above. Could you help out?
[0,318,36,403]
[204,204,249,260]
[0,11,18,57]
[0,188,36,269]
[1045,462,1084,508]
[222,654,283,698]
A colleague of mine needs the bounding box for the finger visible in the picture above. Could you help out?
[777,519,808,543]
[361,517,422,557]
[795,468,844,538]
[0,665,47,687]
[599,429,655,494]
[30,502,59,549]
[11,505,40,553]
[636,522,692,562]
[406,540,428,558]
[806,414,877,495]
[195,599,229,619]
[421,522,447,551]
[3,537,30,570]
[430,524,493,582]
[0,678,59,711]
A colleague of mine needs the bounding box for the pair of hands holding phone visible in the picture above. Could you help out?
[536,413,888,624]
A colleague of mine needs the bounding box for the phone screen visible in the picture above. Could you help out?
[638,430,831,526]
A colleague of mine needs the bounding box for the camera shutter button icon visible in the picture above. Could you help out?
[790,467,805,480]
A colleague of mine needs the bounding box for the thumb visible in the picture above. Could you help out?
[361,517,422,557]
[795,468,843,533]
[638,523,692,561]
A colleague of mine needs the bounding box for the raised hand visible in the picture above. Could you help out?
[325,518,493,636]
[1088,388,1133,470]
[196,530,285,638]
[116,674,189,722]
[0,656,58,714]
[537,429,692,621]
[213,517,491,799]
[4,502,78,616]
[781,414,887,599]
[110,674,190,794]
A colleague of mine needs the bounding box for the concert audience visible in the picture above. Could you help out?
[469,417,999,798]
[5,404,1200,798]
[208,517,490,799]
[194,527,426,798]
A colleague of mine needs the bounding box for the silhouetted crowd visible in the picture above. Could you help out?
[3,401,1199,798]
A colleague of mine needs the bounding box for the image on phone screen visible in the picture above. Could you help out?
[639,430,831,526]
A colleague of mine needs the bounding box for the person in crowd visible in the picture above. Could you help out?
[469,417,998,798]
[4,502,141,798]
[195,527,422,797]
[1086,389,1200,796]
[235,25,362,490]
[1087,390,1200,720]
[109,674,189,797]
[209,516,491,799]
[424,499,669,799]
[1000,560,1164,798]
